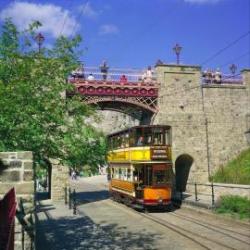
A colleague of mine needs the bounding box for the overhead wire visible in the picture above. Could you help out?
[218,51,250,69]
[200,31,250,66]
[70,1,87,38]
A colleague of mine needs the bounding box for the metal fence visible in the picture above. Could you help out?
[0,188,17,250]
[177,182,250,208]
[201,74,243,85]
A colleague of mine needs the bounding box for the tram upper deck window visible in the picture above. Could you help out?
[165,129,171,145]
[152,127,164,145]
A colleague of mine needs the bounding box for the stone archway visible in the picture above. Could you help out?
[175,154,194,192]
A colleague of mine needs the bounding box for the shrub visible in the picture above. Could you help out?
[216,195,250,219]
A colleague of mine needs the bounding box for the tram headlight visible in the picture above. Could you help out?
[158,197,163,203]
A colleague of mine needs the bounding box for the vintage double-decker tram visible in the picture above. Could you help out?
[107,125,173,210]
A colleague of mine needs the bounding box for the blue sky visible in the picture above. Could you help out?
[0,0,249,74]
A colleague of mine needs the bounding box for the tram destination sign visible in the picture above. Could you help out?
[150,146,168,160]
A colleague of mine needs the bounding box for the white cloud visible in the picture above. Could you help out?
[0,1,79,37]
[81,2,99,19]
[183,0,222,3]
[99,24,119,35]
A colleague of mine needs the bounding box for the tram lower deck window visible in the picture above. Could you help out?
[154,170,166,184]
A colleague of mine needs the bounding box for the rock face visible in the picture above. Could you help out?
[93,110,140,134]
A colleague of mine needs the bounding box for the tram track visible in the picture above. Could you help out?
[106,199,249,250]
[174,210,250,236]
[163,211,250,244]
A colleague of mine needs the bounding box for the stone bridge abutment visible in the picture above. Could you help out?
[154,65,250,183]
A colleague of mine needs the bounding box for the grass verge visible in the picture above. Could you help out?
[211,148,250,184]
[215,195,250,220]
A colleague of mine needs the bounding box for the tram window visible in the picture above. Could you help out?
[115,168,119,179]
[144,165,152,186]
[154,170,166,184]
[125,133,129,147]
[152,128,164,145]
[144,127,152,145]
[133,170,138,181]
[118,168,122,179]
[121,168,126,180]
[111,168,114,178]
[165,130,171,145]
[165,168,173,184]
[135,128,144,146]
[127,168,131,181]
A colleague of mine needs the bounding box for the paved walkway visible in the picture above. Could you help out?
[36,200,84,250]
[35,176,250,250]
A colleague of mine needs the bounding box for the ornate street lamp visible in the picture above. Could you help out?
[229,63,237,75]
[35,33,45,53]
[173,43,182,65]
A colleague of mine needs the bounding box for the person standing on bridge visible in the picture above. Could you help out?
[120,75,128,85]
[100,61,109,80]
[87,73,95,81]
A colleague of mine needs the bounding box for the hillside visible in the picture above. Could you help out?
[211,148,250,184]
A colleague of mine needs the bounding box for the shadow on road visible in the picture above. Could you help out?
[74,190,110,206]
[36,204,161,250]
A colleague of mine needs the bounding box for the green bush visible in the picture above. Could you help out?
[211,148,250,184]
[216,195,250,219]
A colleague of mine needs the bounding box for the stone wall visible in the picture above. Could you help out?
[203,70,250,174]
[50,159,69,201]
[0,151,35,250]
[154,64,209,183]
[154,65,250,185]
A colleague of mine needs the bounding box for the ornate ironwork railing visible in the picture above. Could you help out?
[0,188,17,250]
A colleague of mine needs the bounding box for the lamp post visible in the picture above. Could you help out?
[100,61,109,80]
[173,43,182,65]
[35,33,45,53]
[229,64,237,76]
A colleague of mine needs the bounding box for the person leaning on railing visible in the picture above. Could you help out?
[87,73,95,81]
[120,74,128,85]
[214,68,222,84]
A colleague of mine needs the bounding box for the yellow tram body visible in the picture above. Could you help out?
[107,125,173,210]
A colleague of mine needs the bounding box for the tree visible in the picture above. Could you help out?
[0,19,107,169]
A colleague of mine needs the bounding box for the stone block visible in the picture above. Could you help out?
[0,183,16,194]
[14,243,23,250]
[9,160,22,168]
[15,182,34,194]
[23,161,33,169]
[0,170,21,182]
[0,182,34,195]
[24,171,33,181]
[0,152,17,159]
[17,151,33,160]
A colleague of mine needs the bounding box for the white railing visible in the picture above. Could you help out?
[69,66,157,83]
[202,73,243,85]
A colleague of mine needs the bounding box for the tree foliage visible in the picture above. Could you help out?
[0,19,107,169]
